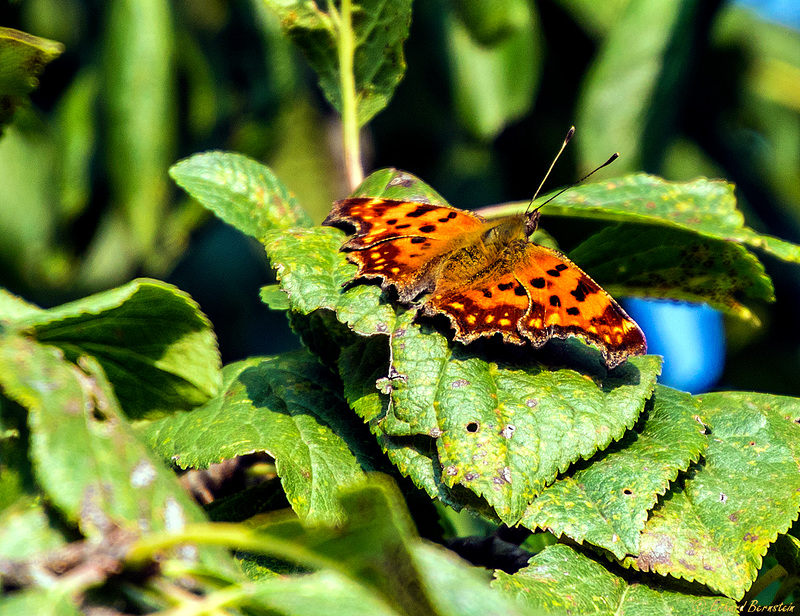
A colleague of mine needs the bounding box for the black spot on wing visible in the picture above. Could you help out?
[407,206,430,218]
[411,237,426,244]
[549,295,561,307]
[419,224,436,233]
[546,269,561,277]
[570,280,597,303]
[497,282,514,292]
[514,285,527,296]
[555,264,568,271]
[566,307,580,316]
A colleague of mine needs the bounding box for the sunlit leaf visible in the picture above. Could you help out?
[494,544,738,614]
[142,352,374,524]
[621,391,800,599]
[8,279,221,420]
[171,151,313,239]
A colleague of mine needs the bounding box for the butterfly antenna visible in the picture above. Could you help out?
[525,126,575,215]
[532,151,619,213]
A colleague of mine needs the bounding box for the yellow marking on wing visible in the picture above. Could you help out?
[546,314,561,326]
[390,267,400,274]
[450,302,464,310]
[466,314,477,324]
[485,315,495,324]
[499,318,511,326]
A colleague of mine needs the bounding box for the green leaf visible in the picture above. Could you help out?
[170,151,313,239]
[0,27,63,132]
[521,386,707,558]
[621,391,800,600]
[338,336,494,517]
[260,284,291,310]
[445,1,542,140]
[0,288,43,323]
[569,223,774,322]
[0,332,240,579]
[247,476,536,616]
[251,477,440,614]
[0,122,60,284]
[550,0,630,38]
[263,0,412,126]
[0,395,36,509]
[0,500,66,560]
[408,542,540,616]
[142,352,374,524]
[223,570,401,616]
[381,310,661,524]
[54,68,98,222]
[8,279,221,420]
[539,174,800,264]
[0,590,82,616]
[351,167,449,204]
[102,0,175,254]
[450,0,534,46]
[494,544,738,615]
[0,395,65,559]
[263,226,396,337]
[576,0,702,172]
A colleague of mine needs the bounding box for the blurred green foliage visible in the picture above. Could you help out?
[1,0,800,392]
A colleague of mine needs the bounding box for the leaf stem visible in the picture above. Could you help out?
[124,522,336,573]
[337,0,363,191]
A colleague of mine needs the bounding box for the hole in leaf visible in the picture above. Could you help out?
[622,488,633,496]
[466,422,479,433]
[91,407,109,422]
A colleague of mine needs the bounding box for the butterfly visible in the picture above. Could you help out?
[323,196,647,368]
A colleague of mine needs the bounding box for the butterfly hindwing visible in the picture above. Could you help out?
[421,271,529,344]
[514,244,646,368]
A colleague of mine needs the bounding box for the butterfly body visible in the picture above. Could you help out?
[323,197,646,368]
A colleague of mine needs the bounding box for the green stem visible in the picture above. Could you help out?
[337,0,363,191]
[125,522,337,573]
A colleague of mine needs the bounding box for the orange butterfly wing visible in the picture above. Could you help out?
[323,197,485,302]
[422,243,646,368]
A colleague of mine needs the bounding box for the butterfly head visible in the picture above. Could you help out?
[524,208,541,239]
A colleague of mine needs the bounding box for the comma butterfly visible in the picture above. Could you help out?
[323,187,646,369]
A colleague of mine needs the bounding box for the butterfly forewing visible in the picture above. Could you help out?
[324,197,485,301]
[324,198,484,249]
